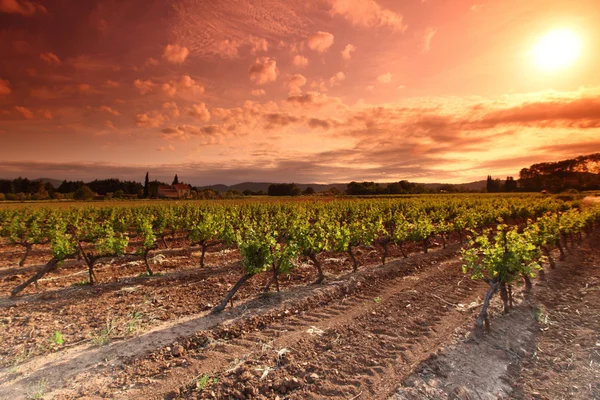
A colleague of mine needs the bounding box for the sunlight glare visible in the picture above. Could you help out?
[531,29,582,72]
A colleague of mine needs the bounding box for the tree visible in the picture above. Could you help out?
[172,174,179,185]
[143,172,150,198]
[303,186,315,195]
[486,175,502,193]
[505,176,517,192]
[73,185,95,200]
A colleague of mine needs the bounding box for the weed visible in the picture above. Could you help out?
[195,374,215,390]
[126,311,143,334]
[374,297,382,304]
[91,316,116,346]
[27,378,48,400]
[72,279,89,287]
[52,330,64,346]
[532,307,549,324]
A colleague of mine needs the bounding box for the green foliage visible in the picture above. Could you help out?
[462,225,544,284]
[52,330,64,346]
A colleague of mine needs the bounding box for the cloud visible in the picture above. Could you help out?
[308,118,333,130]
[40,52,60,66]
[341,44,356,60]
[0,79,10,95]
[422,28,436,53]
[105,120,116,130]
[216,39,240,59]
[14,106,34,119]
[473,94,600,129]
[0,0,47,16]
[286,91,346,110]
[286,74,307,95]
[329,71,346,87]
[78,83,92,93]
[308,32,335,53]
[160,124,223,142]
[104,80,120,88]
[162,102,180,118]
[162,44,189,64]
[133,79,155,95]
[161,75,205,96]
[249,57,279,85]
[292,55,308,67]
[250,37,269,54]
[39,110,52,119]
[330,0,406,31]
[252,89,266,96]
[377,72,392,83]
[188,103,211,122]
[99,106,121,116]
[264,113,302,130]
[136,112,166,128]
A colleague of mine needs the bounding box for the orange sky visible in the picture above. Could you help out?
[1,0,600,185]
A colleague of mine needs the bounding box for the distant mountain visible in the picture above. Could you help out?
[197,180,486,193]
[33,178,64,188]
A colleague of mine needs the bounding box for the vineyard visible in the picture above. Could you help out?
[0,194,599,399]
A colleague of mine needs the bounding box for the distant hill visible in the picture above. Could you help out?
[33,178,64,188]
[197,182,348,193]
[197,181,486,193]
[422,180,487,191]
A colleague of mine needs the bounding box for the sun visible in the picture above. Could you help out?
[531,29,582,72]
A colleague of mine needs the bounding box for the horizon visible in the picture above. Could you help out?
[2,0,600,185]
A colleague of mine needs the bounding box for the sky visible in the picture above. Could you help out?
[1,0,600,186]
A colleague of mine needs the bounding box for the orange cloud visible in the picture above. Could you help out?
[188,103,211,122]
[252,89,266,96]
[133,79,154,95]
[14,106,34,119]
[161,75,204,96]
[330,0,406,31]
[99,106,121,116]
[162,102,180,118]
[292,55,308,68]
[250,37,269,54]
[136,112,166,128]
[341,44,356,60]
[329,71,346,87]
[308,32,335,53]
[104,80,120,88]
[286,74,307,95]
[422,28,436,53]
[40,52,60,65]
[216,39,239,59]
[39,109,52,119]
[377,72,392,83]
[78,83,92,93]
[0,0,47,16]
[0,79,10,95]
[249,57,278,85]
[162,44,189,64]
[105,120,116,130]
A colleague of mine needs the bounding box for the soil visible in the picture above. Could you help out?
[0,231,598,400]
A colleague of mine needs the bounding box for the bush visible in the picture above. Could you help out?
[73,185,95,201]
[0,193,5,201]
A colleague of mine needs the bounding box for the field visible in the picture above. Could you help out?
[0,194,599,399]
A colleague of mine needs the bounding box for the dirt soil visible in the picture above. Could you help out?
[0,232,598,400]
[394,232,600,400]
